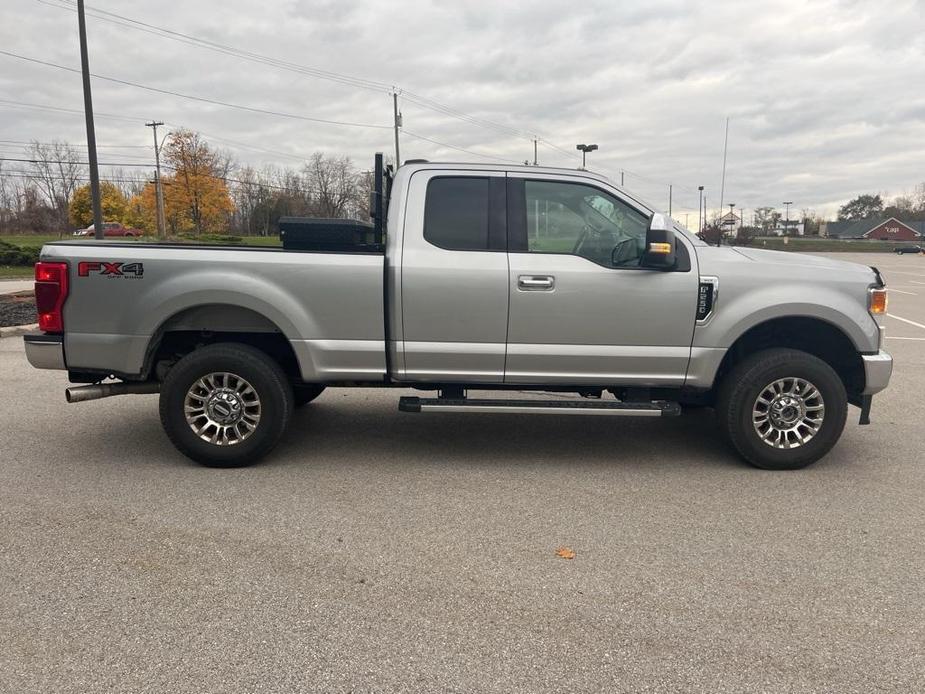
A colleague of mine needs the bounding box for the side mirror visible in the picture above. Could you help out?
[640,213,677,269]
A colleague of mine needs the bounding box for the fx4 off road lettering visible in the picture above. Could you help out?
[77,261,144,278]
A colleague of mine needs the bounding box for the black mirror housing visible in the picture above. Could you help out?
[640,213,677,269]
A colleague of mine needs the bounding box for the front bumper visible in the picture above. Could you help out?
[23,333,66,370]
[862,350,892,395]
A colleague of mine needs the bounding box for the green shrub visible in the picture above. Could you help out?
[0,241,39,266]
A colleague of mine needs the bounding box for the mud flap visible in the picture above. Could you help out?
[858,394,873,425]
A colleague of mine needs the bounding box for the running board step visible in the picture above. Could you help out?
[399,397,681,417]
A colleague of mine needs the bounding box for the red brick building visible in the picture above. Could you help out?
[823,216,925,241]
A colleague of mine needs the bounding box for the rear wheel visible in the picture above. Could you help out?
[159,343,293,467]
[716,348,847,470]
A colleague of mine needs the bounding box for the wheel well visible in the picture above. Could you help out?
[714,317,864,398]
[143,305,301,383]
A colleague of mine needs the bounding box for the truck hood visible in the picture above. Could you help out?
[731,247,872,274]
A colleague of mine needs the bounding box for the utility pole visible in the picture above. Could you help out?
[783,201,793,236]
[698,185,704,233]
[719,116,730,223]
[146,120,166,239]
[620,170,624,187]
[533,137,537,166]
[668,184,673,216]
[77,0,103,240]
[392,91,401,167]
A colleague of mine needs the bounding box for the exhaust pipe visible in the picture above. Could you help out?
[66,381,160,403]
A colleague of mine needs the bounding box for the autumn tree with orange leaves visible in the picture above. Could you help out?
[130,129,233,235]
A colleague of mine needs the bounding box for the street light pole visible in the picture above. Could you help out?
[146,121,166,239]
[698,185,704,233]
[76,0,103,240]
[783,201,793,236]
[576,143,598,170]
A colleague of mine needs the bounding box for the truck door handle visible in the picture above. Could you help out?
[518,275,555,291]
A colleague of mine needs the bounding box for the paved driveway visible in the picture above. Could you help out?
[0,279,32,295]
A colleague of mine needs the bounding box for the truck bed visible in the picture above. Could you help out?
[42,240,387,382]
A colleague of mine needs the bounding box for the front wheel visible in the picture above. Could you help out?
[716,348,847,470]
[159,343,294,467]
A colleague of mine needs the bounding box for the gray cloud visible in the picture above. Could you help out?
[1,0,923,219]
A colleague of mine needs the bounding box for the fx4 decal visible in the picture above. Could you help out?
[77,261,144,278]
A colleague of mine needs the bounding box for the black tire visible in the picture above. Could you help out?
[716,348,847,470]
[159,343,293,467]
[293,384,326,408]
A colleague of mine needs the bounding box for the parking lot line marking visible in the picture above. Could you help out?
[910,280,925,285]
[886,336,925,341]
[887,313,925,331]
[891,289,917,295]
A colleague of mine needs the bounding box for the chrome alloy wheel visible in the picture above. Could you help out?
[752,377,825,449]
[184,372,261,446]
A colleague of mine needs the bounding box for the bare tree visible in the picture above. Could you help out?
[27,140,85,232]
[105,167,148,199]
[303,153,356,218]
[213,148,236,179]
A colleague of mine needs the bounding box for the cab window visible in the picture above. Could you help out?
[424,177,490,251]
[524,180,649,266]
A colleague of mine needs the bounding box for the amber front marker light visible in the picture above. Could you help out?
[648,242,672,254]
[869,287,888,315]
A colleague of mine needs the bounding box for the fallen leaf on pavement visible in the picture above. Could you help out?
[555,546,576,560]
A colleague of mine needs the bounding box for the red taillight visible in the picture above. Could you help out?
[34,262,68,332]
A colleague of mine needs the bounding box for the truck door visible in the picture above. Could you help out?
[399,170,509,382]
[504,174,698,386]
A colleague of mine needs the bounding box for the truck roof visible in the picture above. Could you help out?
[397,160,656,216]
[399,160,606,177]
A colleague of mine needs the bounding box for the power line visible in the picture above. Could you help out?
[0,156,155,168]
[0,49,393,130]
[0,96,531,171]
[0,170,148,185]
[0,99,318,163]
[36,0,393,94]
[0,97,141,122]
[0,138,149,148]
[36,0,579,157]
[0,163,342,195]
[402,130,522,164]
[23,0,709,186]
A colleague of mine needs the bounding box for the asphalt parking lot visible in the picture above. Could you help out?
[1,252,923,693]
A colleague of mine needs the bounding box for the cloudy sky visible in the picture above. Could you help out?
[1,0,924,221]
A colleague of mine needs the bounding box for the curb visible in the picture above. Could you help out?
[0,323,38,338]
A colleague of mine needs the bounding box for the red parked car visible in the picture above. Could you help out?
[73,222,143,238]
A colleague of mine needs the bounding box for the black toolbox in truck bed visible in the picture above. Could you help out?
[279,217,382,252]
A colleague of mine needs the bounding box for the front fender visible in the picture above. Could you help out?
[696,283,879,353]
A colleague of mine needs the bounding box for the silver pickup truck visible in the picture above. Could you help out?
[24,155,892,470]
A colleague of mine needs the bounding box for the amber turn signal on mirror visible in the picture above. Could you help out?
[869,287,888,315]
[648,242,673,255]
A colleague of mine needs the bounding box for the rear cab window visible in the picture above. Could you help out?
[423,175,506,251]
[423,177,491,251]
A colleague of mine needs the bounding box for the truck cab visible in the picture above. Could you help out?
[389,163,699,386]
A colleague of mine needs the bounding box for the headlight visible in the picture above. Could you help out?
[869,287,888,315]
